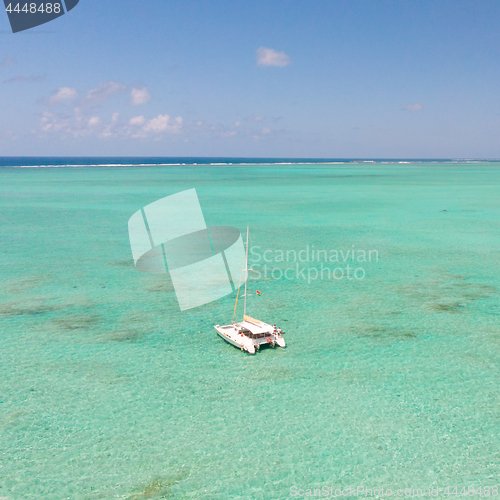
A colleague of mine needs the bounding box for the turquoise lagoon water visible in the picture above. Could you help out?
[0,162,499,499]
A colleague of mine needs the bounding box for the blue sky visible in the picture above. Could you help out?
[1,0,500,158]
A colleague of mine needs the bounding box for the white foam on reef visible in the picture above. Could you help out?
[6,159,500,168]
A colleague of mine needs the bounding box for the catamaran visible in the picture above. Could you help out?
[214,226,286,354]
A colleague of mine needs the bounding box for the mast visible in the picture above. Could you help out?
[243,225,249,318]
[231,225,249,324]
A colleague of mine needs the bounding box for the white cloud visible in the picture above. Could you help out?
[40,111,53,130]
[3,75,45,84]
[130,87,151,106]
[37,108,285,143]
[88,117,101,127]
[129,115,146,126]
[48,87,78,105]
[82,81,126,106]
[143,114,182,133]
[405,103,423,111]
[39,109,184,139]
[256,47,291,67]
[44,82,126,108]
[40,112,71,133]
[39,108,108,138]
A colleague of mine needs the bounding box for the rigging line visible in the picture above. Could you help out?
[231,228,248,324]
[231,254,246,324]
[243,225,249,317]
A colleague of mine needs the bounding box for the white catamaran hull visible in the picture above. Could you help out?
[215,316,286,354]
[215,326,256,354]
[214,226,287,354]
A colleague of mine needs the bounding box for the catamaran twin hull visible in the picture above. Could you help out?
[214,226,286,354]
[215,315,286,354]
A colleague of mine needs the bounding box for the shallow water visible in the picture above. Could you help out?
[1,162,499,499]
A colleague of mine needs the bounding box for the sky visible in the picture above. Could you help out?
[1,0,500,158]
